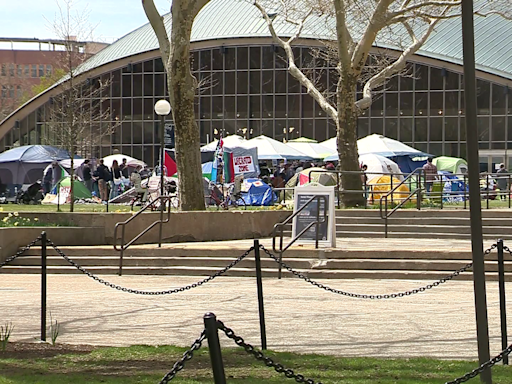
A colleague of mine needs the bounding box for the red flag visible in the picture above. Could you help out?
[164,151,177,177]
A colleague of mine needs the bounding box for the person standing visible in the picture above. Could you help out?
[422,157,438,196]
[496,163,509,200]
[120,158,129,178]
[43,166,53,194]
[110,160,122,200]
[82,159,93,192]
[96,159,109,202]
[51,161,62,189]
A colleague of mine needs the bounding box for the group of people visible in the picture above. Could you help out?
[43,158,149,203]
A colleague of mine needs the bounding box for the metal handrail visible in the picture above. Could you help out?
[114,195,172,276]
[379,168,423,238]
[272,195,327,279]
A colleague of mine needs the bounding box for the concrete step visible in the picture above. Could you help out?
[335,230,512,240]
[9,255,512,272]
[335,216,512,226]
[335,223,512,235]
[1,265,511,281]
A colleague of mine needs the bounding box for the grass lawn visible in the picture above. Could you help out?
[0,344,510,383]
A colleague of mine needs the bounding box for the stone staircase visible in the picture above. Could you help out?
[334,209,512,239]
[1,209,512,280]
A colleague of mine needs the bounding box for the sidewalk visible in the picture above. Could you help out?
[1,271,510,360]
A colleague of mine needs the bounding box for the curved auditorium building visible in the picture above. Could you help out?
[1,0,512,169]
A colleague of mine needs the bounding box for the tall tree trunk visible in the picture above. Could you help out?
[168,0,205,211]
[337,74,365,207]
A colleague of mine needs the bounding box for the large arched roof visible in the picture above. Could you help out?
[78,0,512,81]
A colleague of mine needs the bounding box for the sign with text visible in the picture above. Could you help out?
[233,155,255,174]
[292,185,336,248]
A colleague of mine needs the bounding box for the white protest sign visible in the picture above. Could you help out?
[233,155,255,174]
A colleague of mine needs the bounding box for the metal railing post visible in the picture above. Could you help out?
[509,175,511,209]
[118,225,125,276]
[253,240,267,350]
[497,239,509,365]
[41,231,47,342]
[418,171,422,210]
[204,313,227,384]
[464,174,467,210]
[159,196,163,248]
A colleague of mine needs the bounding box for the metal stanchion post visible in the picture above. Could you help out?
[41,231,47,342]
[203,313,227,384]
[497,239,509,365]
[253,240,267,350]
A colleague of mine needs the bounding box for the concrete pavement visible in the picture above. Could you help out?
[1,270,511,360]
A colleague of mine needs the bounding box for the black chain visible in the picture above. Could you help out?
[217,320,323,384]
[445,343,512,384]
[47,238,253,295]
[159,331,205,384]
[260,245,486,299]
[0,235,42,269]
[501,244,512,257]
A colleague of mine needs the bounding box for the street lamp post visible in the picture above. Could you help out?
[154,99,171,246]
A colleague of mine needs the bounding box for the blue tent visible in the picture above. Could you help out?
[0,145,72,185]
[241,178,276,206]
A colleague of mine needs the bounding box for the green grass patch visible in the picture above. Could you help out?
[0,344,510,383]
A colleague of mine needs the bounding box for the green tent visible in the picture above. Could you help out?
[284,167,337,200]
[433,156,468,175]
[287,137,318,143]
[54,177,92,199]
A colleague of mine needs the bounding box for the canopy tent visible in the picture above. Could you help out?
[320,137,337,152]
[359,154,404,181]
[0,145,74,185]
[102,154,146,169]
[240,135,312,161]
[286,141,335,160]
[433,156,468,175]
[287,137,318,143]
[200,135,246,152]
[241,178,276,206]
[324,134,431,174]
[43,177,93,204]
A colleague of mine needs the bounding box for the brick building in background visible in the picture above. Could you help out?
[0,37,108,120]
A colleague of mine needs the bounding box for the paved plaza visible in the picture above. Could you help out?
[1,250,511,360]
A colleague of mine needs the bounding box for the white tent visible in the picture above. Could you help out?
[286,141,335,159]
[321,137,337,152]
[359,153,404,181]
[322,134,430,158]
[240,135,312,160]
[200,135,246,152]
[357,134,430,157]
[102,154,146,168]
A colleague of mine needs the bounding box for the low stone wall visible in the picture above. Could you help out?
[0,210,291,261]
[0,227,104,262]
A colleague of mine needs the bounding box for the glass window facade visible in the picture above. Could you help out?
[2,44,512,165]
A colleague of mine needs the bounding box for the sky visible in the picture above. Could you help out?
[0,0,171,47]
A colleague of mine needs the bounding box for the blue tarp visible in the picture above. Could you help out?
[241,178,276,206]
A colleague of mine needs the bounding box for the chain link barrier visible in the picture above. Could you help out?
[259,244,498,299]
[217,320,323,384]
[47,238,253,295]
[159,330,205,384]
[0,235,42,269]
[502,244,512,257]
[445,343,512,384]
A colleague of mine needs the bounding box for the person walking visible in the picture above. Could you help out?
[82,159,93,192]
[422,157,438,196]
[51,161,62,189]
[96,159,109,202]
[496,163,509,200]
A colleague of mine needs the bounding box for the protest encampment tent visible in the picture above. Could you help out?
[284,167,337,200]
[359,154,404,181]
[433,156,468,175]
[323,134,431,174]
[43,177,93,204]
[0,145,73,185]
[102,154,146,169]
[286,140,334,160]
[200,135,246,152]
[241,178,276,206]
[240,135,312,160]
[369,175,411,202]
